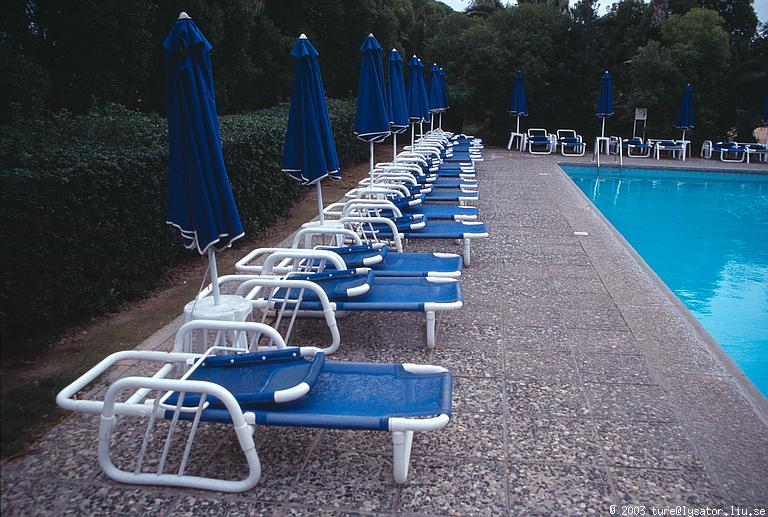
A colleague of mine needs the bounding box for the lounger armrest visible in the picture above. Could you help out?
[56,350,200,415]
[235,248,346,275]
[173,320,287,352]
[343,201,403,218]
[338,215,405,252]
[291,226,364,249]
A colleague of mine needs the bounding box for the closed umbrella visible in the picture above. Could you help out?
[355,33,391,181]
[406,55,430,146]
[507,70,528,135]
[387,49,409,159]
[438,67,449,129]
[164,12,244,305]
[428,63,443,132]
[674,83,694,141]
[283,34,340,224]
[596,71,613,138]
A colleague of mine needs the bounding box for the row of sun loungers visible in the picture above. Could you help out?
[56,131,486,492]
[510,128,767,164]
[700,140,767,163]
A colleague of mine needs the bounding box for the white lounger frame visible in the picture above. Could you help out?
[226,247,463,348]
[56,320,450,492]
[527,128,555,155]
[319,198,485,266]
[556,129,586,157]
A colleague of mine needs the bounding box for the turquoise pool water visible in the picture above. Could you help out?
[562,165,768,397]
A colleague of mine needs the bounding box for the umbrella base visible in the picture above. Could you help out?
[183,295,254,353]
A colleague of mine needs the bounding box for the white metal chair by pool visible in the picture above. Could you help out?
[555,129,586,157]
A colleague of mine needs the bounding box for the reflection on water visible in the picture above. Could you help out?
[563,166,768,396]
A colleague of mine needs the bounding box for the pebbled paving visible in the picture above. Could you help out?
[2,150,767,516]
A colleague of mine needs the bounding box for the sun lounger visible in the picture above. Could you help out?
[621,137,652,158]
[218,248,463,347]
[555,129,586,157]
[526,128,554,155]
[745,143,767,163]
[326,200,488,266]
[238,227,463,278]
[56,320,452,492]
[654,139,688,161]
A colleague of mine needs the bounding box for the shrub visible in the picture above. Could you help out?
[0,99,366,355]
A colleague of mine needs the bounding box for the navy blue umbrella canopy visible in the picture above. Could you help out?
[354,34,391,143]
[596,71,613,118]
[507,70,528,116]
[387,49,409,133]
[164,13,243,256]
[407,55,430,123]
[507,70,528,134]
[283,34,340,185]
[596,71,613,137]
[674,84,694,137]
[428,63,444,113]
[439,68,449,111]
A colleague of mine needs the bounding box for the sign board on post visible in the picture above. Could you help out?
[633,107,648,138]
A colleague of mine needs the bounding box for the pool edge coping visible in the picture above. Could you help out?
[552,161,768,424]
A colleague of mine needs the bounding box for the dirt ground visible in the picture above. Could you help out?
[0,146,392,458]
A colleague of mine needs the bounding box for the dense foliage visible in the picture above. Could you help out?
[0,0,765,350]
[2,0,766,142]
[0,100,365,353]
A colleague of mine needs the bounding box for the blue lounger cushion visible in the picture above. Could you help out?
[317,244,388,267]
[173,361,452,431]
[165,349,326,407]
[390,195,423,209]
[371,214,427,232]
[376,221,489,240]
[270,276,462,312]
[426,189,478,202]
[373,252,462,277]
[320,248,461,277]
[404,204,479,220]
[558,137,582,146]
[284,270,375,299]
[419,178,476,189]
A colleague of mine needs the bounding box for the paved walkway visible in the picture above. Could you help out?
[2,150,766,516]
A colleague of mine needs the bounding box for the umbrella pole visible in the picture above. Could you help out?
[208,248,221,305]
[419,121,423,138]
[411,123,415,146]
[316,182,325,224]
[393,132,397,160]
[369,141,375,182]
[439,112,443,130]
[601,118,606,139]
[430,113,434,133]
[516,115,520,135]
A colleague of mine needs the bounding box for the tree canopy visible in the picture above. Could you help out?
[1,0,765,143]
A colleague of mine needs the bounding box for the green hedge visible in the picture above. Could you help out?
[0,100,366,355]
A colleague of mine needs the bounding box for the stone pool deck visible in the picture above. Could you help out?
[2,149,766,515]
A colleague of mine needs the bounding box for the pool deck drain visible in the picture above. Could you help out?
[2,150,766,516]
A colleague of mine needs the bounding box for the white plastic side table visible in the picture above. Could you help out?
[182,295,253,353]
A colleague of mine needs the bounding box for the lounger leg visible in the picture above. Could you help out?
[463,239,471,267]
[392,430,414,484]
[426,311,436,349]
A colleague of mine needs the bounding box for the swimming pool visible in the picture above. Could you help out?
[561,165,768,397]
